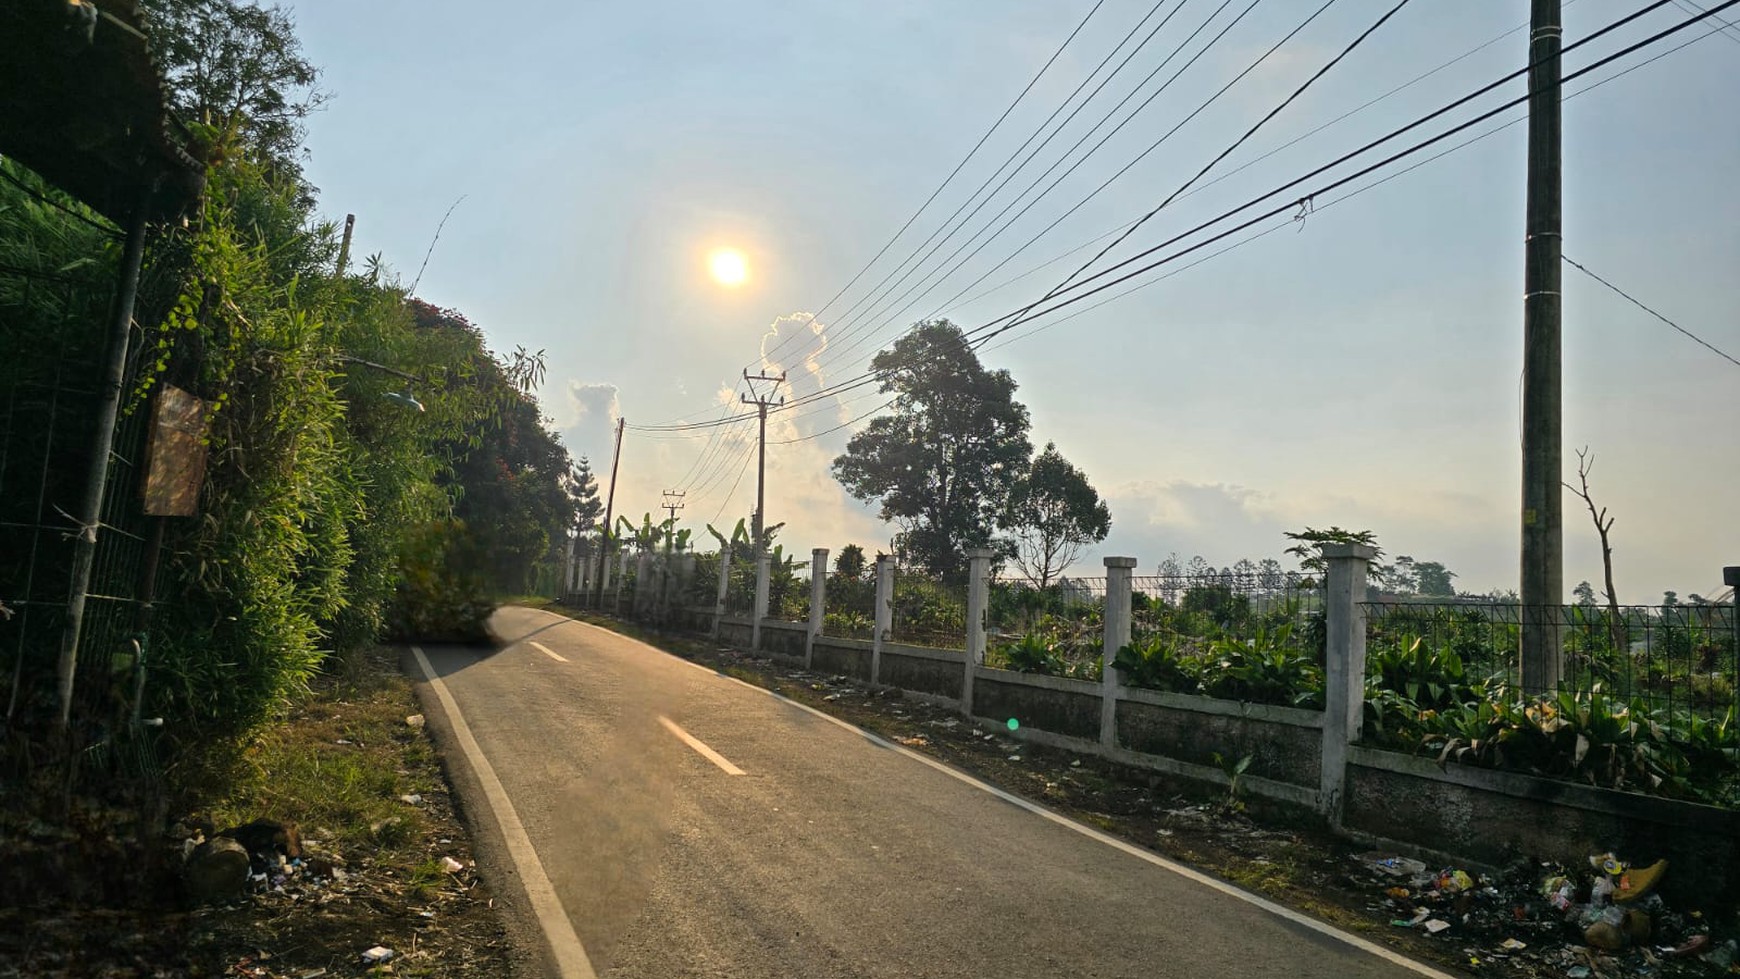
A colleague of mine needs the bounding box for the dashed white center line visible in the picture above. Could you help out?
[657,716,745,775]
[529,641,567,663]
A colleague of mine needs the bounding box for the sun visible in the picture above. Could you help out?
[707,247,749,288]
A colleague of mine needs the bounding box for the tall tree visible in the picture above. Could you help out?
[1413,561,1457,597]
[144,0,326,174]
[833,544,867,580]
[832,321,1031,579]
[567,456,603,534]
[1003,443,1110,588]
[1573,580,1597,607]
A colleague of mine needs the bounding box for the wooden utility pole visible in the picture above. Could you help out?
[593,417,625,607]
[1521,0,1564,692]
[661,489,685,555]
[740,370,786,559]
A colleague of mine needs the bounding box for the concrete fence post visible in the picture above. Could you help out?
[711,550,731,639]
[964,548,995,716]
[614,550,629,614]
[872,556,894,685]
[808,548,828,669]
[635,552,653,618]
[1101,556,1138,749]
[752,554,772,651]
[564,536,577,598]
[1320,542,1376,823]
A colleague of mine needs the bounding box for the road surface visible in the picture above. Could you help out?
[409,605,1453,979]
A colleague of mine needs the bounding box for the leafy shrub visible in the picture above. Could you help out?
[994,634,1065,676]
[1113,635,1199,693]
[1371,684,1738,804]
[1200,626,1323,709]
[386,521,495,644]
[824,611,873,640]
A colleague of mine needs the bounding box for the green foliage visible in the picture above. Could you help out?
[1113,635,1198,692]
[385,522,495,644]
[823,611,874,641]
[1283,526,1380,577]
[833,544,867,580]
[993,634,1066,677]
[1367,683,1738,804]
[832,320,1032,579]
[1200,626,1323,710]
[1003,441,1110,587]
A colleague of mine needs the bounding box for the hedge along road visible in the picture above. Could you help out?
[409,606,1460,979]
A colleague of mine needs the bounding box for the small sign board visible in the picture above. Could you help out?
[142,384,209,517]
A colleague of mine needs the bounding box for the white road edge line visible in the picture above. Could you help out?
[658,715,746,775]
[410,645,597,979]
[543,611,1459,979]
[529,640,567,663]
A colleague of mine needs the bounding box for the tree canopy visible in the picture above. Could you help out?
[832,321,1031,579]
[1004,442,1110,587]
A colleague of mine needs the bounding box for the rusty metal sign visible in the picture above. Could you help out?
[142,384,209,517]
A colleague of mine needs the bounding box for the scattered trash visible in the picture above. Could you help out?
[335,739,352,745]
[1566,966,1591,979]
[1423,919,1451,935]
[1359,853,1428,879]
[405,714,425,728]
[1007,755,1022,762]
[360,945,394,965]
[1499,938,1527,951]
[1385,886,1411,900]
[399,794,423,805]
[439,856,464,874]
[1069,760,1081,767]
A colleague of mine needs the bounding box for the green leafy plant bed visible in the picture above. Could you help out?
[1113,625,1324,710]
[1366,684,1739,807]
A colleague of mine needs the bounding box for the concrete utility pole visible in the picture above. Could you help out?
[593,417,625,608]
[740,370,786,560]
[661,489,685,555]
[1520,0,1564,692]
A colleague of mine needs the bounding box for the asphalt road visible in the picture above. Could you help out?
[410,606,1450,979]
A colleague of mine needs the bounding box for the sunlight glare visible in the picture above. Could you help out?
[708,248,749,288]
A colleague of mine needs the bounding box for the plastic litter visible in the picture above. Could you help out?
[360,946,394,965]
[439,855,464,873]
[405,714,425,728]
[1499,938,1527,951]
[1423,919,1451,935]
[1361,854,1428,879]
[1566,967,1591,979]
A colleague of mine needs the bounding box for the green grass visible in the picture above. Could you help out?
[200,647,434,872]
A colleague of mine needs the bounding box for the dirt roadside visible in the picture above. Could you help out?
[0,645,527,979]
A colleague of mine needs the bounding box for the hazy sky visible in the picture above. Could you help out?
[286,0,1738,601]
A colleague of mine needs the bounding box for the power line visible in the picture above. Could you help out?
[926,4,1561,322]
[752,0,1112,374]
[774,6,1735,441]
[800,0,1195,372]
[963,0,1700,350]
[813,0,1266,375]
[645,0,1711,435]
[1563,254,1740,367]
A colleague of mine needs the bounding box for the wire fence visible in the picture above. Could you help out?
[769,563,811,623]
[0,230,156,777]
[723,554,755,617]
[986,576,1106,640]
[889,569,967,649]
[1364,601,1739,721]
[822,571,876,640]
[1129,572,1323,652]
